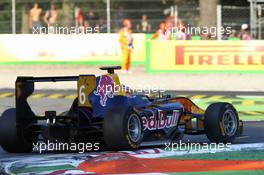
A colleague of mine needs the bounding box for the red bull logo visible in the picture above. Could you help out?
[94,75,115,106]
[142,110,180,130]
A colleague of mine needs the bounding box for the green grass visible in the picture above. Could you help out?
[193,97,264,121]
[10,164,75,174]
[164,150,264,160]
[169,170,264,175]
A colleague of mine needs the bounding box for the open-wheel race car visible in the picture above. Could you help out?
[0,66,243,153]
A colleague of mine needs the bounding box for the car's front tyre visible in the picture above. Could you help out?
[204,103,240,143]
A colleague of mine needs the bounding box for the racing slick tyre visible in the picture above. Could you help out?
[204,103,239,143]
[237,120,244,137]
[0,108,36,153]
[103,106,143,150]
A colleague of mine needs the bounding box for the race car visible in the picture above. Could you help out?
[0,66,243,153]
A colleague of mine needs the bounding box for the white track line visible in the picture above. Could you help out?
[135,143,264,158]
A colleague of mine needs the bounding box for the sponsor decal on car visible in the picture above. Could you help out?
[94,75,116,106]
[142,110,180,130]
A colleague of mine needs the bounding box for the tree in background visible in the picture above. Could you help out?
[0,1,12,33]
[199,0,218,29]
[21,2,29,34]
[61,0,73,27]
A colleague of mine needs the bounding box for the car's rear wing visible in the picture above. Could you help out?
[15,75,96,127]
[14,66,121,126]
[16,76,79,83]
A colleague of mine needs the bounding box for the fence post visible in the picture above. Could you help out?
[216,5,222,40]
[107,0,111,33]
[12,0,16,34]
[249,0,257,39]
[174,5,178,28]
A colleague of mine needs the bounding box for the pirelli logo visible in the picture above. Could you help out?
[175,45,264,66]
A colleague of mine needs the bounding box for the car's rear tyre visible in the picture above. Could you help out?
[103,106,143,150]
[0,108,36,153]
[204,103,239,143]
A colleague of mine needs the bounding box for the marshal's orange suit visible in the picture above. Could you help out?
[119,28,133,71]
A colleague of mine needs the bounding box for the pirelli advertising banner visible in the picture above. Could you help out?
[0,34,146,64]
[148,40,264,73]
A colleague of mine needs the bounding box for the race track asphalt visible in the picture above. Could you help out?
[0,121,263,158]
